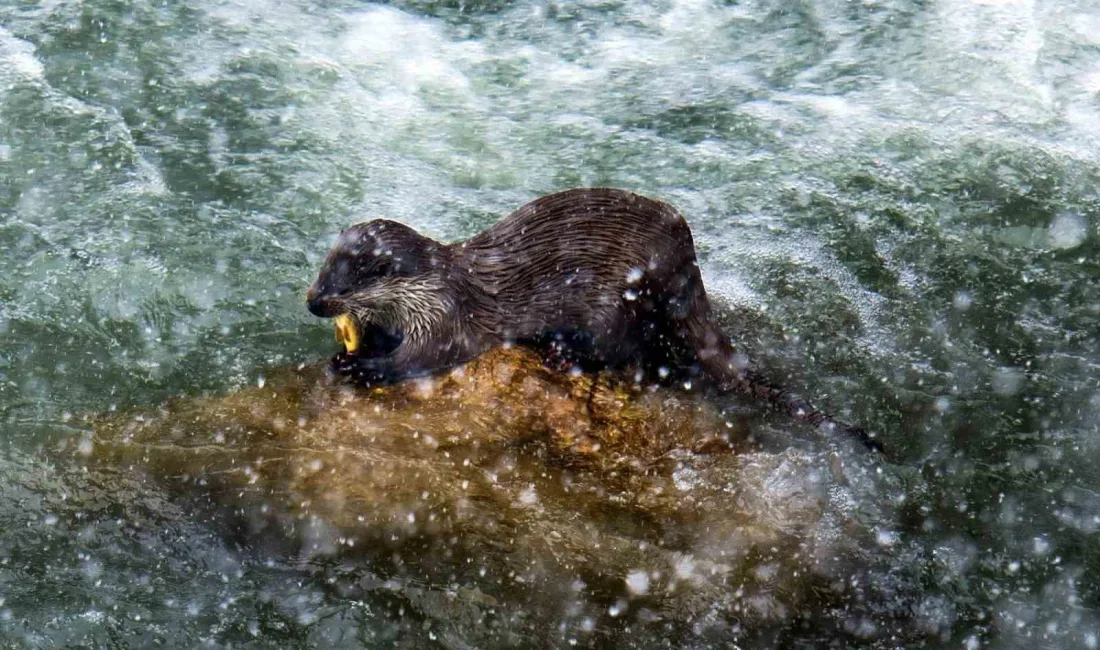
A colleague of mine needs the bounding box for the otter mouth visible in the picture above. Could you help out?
[332,313,403,357]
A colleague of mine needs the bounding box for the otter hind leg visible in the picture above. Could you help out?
[525,329,605,374]
[664,266,883,452]
[627,311,699,384]
[645,260,738,387]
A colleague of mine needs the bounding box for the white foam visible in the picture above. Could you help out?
[0,28,44,81]
[337,8,483,95]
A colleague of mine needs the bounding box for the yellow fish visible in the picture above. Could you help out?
[333,313,359,354]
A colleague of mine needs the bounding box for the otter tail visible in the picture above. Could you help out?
[723,365,882,453]
[683,307,882,453]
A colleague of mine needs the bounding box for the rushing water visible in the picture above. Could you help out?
[1,0,1099,647]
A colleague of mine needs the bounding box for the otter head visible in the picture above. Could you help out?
[307,219,448,353]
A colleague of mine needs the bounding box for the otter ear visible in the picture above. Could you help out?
[336,225,363,251]
[350,250,393,279]
[334,222,383,257]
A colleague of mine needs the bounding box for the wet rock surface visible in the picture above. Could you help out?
[29,347,900,647]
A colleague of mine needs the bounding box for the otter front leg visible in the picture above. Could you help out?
[330,351,403,384]
[331,334,485,385]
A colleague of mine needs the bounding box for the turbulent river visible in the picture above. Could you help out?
[1,0,1099,647]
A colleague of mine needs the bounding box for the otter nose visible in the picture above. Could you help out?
[306,284,341,318]
[307,296,337,318]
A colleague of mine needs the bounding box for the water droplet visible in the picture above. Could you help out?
[1047,212,1087,250]
[991,368,1023,395]
[625,570,650,596]
[518,486,538,506]
[674,555,695,580]
[952,291,972,311]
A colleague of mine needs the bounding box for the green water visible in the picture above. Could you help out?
[1,0,1098,647]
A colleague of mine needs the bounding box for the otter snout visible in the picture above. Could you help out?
[306,284,344,318]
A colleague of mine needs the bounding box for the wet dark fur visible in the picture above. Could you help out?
[308,188,879,451]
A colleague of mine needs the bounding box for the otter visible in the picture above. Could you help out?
[307,188,880,451]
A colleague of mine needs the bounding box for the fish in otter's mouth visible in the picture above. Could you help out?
[330,313,404,358]
[333,314,359,353]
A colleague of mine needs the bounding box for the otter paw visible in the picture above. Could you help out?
[540,347,577,374]
[330,353,390,385]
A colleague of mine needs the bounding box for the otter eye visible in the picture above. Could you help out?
[354,256,394,278]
